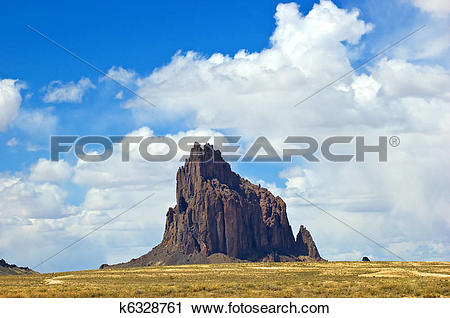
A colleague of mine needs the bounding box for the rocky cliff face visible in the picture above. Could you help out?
[296,225,321,260]
[0,259,37,276]
[105,143,322,268]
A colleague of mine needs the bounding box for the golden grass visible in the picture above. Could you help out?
[0,261,448,298]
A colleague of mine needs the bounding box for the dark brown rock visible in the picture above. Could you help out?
[362,256,370,261]
[105,143,323,268]
[0,258,37,275]
[295,225,321,260]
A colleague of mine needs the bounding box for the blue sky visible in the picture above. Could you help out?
[1,0,449,272]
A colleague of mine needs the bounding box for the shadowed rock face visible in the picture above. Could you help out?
[296,225,321,260]
[106,143,322,268]
[0,259,36,275]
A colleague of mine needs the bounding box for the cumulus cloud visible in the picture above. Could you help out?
[411,0,450,17]
[30,159,73,182]
[351,73,381,108]
[0,79,22,131]
[0,176,70,219]
[124,1,375,138]
[101,66,137,85]
[13,107,58,136]
[43,77,95,103]
[371,58,450,99]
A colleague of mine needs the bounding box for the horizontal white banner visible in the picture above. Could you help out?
[1,298,447,318]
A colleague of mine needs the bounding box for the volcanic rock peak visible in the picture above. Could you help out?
[105,143,322,267]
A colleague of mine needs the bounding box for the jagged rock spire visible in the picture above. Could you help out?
[105,143,322,268]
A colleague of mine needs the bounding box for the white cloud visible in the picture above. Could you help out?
[124,1,373,136]
[30,159,73,182]
[371,58,450,99]
[101,66,136,85]
[351,73,381,108]
[411,0,450,17]
[0,79,22,131]
[0,176,70,219]
[6,137,19,147]
[13,107,58,136]
[43,77,95,103]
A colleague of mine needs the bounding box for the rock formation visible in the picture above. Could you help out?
[0,258,37,275]
[105,143,322,268]
[296,225,321,260]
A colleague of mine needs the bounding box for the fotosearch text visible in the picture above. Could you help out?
[50,135,400,163]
